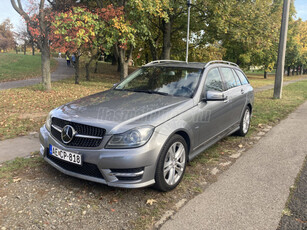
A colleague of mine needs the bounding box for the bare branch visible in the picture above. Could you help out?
[10,0,30,22]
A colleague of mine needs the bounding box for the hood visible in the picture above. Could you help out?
[52,89,194,134]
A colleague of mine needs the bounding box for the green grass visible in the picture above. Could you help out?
[0,53,57,82]
[245,69,276,75]
[0,152,43,180]
[251,80,307,129]
[246,73,306,89]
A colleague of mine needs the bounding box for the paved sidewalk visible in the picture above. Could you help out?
[0,58,74,90]
[161,101,307,230]
[0,134,40,163]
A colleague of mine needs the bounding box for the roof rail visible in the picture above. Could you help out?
[144,60,186,66]
[204,60,239,68]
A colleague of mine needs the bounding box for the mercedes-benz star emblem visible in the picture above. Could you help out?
[61,125,76,144]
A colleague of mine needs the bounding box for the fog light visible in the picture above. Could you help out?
[40,144,45,156]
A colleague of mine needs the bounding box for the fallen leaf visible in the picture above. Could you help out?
[146,199,157,205]
[13,178,21,183]
[111,209,115,212]
[238,144,243,148]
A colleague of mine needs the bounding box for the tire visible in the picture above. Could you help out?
[236,106,251,136]
[154,134,188,192]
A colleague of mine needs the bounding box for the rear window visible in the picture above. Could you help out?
[235,70,249,85]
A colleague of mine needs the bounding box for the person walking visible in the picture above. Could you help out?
[66,54,70,67]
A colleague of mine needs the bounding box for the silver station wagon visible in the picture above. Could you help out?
[39,60,254,191]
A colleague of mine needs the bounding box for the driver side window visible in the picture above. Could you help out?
[205,68,224,92]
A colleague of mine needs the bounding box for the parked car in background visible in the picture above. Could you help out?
[39,60,254,191]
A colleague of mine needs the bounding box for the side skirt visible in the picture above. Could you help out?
[188,125,240,161]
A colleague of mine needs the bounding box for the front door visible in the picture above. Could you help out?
[194,68,232,148]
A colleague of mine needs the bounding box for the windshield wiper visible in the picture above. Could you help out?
[131,89,169,96]
[150,91,169,96]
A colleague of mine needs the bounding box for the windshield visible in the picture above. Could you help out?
[115,66,202,98]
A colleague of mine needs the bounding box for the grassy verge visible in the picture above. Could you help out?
[247,73,306,88]
[0,53,57,82]
[0,152,43,181]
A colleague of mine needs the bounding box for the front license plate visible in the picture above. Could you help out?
[49,144,82,166]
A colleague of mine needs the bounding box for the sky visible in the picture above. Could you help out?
[1,0,307,32]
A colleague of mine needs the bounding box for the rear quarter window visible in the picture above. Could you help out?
[235,70,249,85]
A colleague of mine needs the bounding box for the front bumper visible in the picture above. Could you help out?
[39,125,165,188]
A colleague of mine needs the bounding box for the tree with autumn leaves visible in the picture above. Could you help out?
[10,0,307,91]
[0,19,15,52]
[11,0,53,91]
[51,6,133,83]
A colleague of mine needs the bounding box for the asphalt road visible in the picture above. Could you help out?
[161,101,307,230]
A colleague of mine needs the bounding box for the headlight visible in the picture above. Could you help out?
[106,126,154,149]
[45,112,52,132]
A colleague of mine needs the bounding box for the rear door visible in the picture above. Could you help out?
[219,67,246,127]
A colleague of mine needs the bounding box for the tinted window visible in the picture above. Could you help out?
[220,67,240,90]
[205,68,223,92]
[235,70,249,85]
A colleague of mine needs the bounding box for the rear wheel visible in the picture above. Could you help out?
[154,135,187,192]
[237,107,251,136]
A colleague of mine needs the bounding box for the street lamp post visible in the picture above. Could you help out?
[186,0,191,63]
[273,0,290,99]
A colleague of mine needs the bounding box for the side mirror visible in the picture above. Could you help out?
[203,91,227,101]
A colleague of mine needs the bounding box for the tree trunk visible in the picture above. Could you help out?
[118,47,133,80]
[112,47,117,66]
[161,19,171,60]
[264,71,267,79]
[75,55,80,84]
[94,60,99,73]
[24,42,26,55]
[296,66,299,75]
[114,45,121,72]
[32,42,35,56]
[85,54,96,81]
[301,65,304,75]
[287,66,290,76]
[119,48,126,81]
[41,42,51,91]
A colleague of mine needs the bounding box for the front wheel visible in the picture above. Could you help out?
[237,107,251,136]
[154,135,188,192]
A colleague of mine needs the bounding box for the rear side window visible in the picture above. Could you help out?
[220,67,240,90]
[205,68,224,92]
[235,70,249,85]
[231,69,242,86]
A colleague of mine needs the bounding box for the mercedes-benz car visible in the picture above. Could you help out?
[39,60,254,191]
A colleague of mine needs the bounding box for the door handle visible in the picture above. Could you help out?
[224,96,229,103]
[241,89,245,94]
